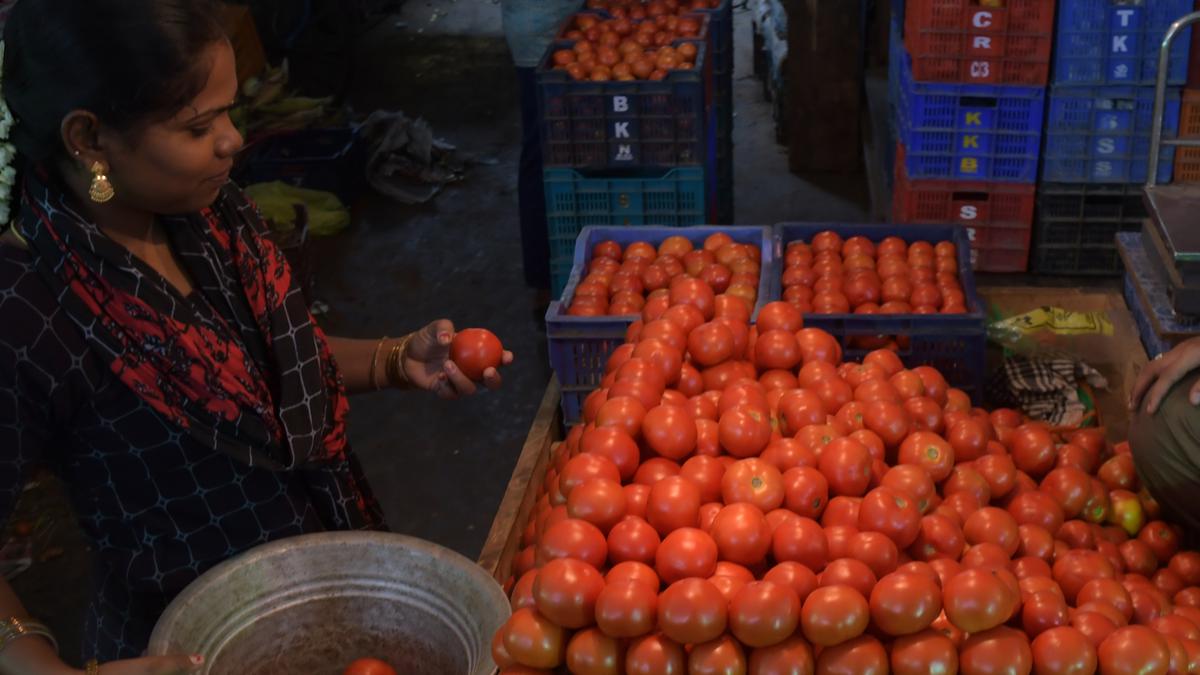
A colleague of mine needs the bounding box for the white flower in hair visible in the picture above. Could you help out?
[0,39,15,227]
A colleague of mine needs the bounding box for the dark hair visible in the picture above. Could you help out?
[2,0,228,163]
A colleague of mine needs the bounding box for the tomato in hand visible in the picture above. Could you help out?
[343,658,397,675]
[449,328,503,380]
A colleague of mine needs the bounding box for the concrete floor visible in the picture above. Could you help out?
[13,1,877,667]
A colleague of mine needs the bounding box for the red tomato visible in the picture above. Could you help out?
[719,405,773,458]
[710,503,773,566]
[772,516,830,573]
[565,627,621,675]
[815,634,888,674]
[657,577,728,645]
[567,478,626,533]
[881,464,937,515]
[909,513,966,562]
[783,466,829,519]
[1021,590,1071,638]
[962,507,1021,558]
[624,634,685,675]
[796,328,842,365]
[869,571,943,636]
[502,608,566,669]
[646,475,701,536]
[1053,549,1116,605]
[819,437,874,497]
[560,454,622,500]
[1098,625,1170,675]
[1007,491,1065,535]
[850,530,900,579]
[689,321,735,367]
[580,426,640,481]
[655,527,718,584]
[943,568,1019,634]
[819,558,878,598]
[342,658,397,675]
[801,584,870,646]
[897,431,955,482]
[539,518,607,568]
[748,635,815,675]
[959,626,1032,675]
[858,486,923,549]
[890,629,959,675]
[722,458,785,512]
[642,405,697,461]
[763,561,820,605]
[1041,467,1092,519]
[974,454,1017,500]
[1009,424,1057,479]
[607,516,661,566]
[943,465,992,506]
[1139,521,1182,564]
[449,328,503,380]
[729,580,801,648]
[688,634,747,675]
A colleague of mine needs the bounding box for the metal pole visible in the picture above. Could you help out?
[1149,12,1200,187]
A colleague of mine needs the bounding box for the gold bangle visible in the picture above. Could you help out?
[368,337,389,391]
[85,658,100,674]
[0,616,57,655]
[386,334,415,389]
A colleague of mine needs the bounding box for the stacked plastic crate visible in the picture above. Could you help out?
[890,0,1053,273]
[538,3,733,297]
[1034,0,1191,275]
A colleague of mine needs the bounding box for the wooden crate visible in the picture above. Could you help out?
[478,379,564,584]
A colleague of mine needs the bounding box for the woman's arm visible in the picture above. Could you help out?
[1131,336,1200,414]
[328,320,512,398]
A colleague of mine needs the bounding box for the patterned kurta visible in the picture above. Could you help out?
[0,182,383,660]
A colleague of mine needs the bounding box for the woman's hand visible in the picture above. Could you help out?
[403,320,514,399]
[1130,336,1200,415]
[88,654,204,674]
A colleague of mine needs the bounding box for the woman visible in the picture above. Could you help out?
[0,1,511,673]
[1130,337,1200,542]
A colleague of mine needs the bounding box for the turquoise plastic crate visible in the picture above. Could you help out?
[544,167,708,297]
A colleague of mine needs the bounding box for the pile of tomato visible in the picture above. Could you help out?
[495,288,1200,674]
[551,7,705,82]
[566,233,761,317]
[781,232,967,316]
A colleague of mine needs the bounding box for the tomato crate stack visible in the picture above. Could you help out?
[775,222,988,402]
[889,2,1050,272]
[539,1,734,297]
[1034,0,1191,275]
[545,226,775,425]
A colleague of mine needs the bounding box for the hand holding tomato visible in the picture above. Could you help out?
[405,321,513,399]
[1130,336,1200,414]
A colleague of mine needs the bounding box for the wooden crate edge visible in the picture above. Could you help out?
[478,377,563,581]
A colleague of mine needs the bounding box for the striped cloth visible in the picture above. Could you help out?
[986,354,1107,427]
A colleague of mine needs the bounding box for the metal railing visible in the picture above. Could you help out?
[1149,11,1200,187]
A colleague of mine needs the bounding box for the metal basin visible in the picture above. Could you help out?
[147,531,509,675]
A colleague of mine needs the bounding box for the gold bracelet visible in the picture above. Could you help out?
[368,336,389,391]
[85,658,100,674]
[385,333,415,389]
[0,616,57,655]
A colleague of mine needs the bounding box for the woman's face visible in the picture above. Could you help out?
[101,40,243,215]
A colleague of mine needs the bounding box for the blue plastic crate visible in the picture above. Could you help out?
[1125,273,1172,359]
[1052,0,1193,87]
[546,225,775,426]
[544,167,709,297]
[775,223,988,402]
[1041,85,1181,184]
[538,39,710,169]
[893,19,1044,182]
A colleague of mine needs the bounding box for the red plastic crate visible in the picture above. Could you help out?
[903,0,1055,86]
[893,145,1033,273]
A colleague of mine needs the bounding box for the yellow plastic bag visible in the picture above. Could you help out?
[244,181,350,236]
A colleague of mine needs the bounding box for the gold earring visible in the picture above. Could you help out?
[88,161,114,203]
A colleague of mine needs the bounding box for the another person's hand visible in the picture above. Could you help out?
[403,320,514,399]
[90,653,204,674]
[1130,336,1200,414]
